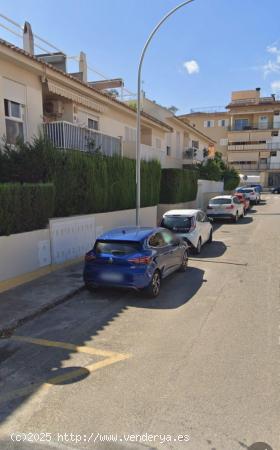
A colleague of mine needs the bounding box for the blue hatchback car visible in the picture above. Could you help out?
[83,227,189,297]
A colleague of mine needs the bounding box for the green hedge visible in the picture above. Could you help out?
[223,167,240,191]
[0,139,162,218]
[160,168,198,204]
[0,183,55,236]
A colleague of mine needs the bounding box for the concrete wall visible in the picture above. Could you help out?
[0,206,157,282]
[196,179,224,210]
[0,229,50,282]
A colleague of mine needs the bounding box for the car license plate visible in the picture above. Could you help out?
[100,272,123,282]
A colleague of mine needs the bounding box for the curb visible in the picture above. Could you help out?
[0,285,85,338]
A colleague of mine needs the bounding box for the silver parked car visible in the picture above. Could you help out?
[160,209,213,254]
[207,195,244,222]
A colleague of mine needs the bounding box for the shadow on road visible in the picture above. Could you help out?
[192,241,227,259]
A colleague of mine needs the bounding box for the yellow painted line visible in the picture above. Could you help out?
[0,335,130,404]
[0,257,83,294]
[11,335,129,358]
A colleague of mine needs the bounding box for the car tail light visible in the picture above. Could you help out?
[85,253,96,261]
[128,256,152,265]
[225,204,234,209]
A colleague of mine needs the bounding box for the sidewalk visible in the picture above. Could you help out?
[0,261,84,336]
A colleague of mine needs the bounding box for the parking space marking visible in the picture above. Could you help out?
[0,335,130,404]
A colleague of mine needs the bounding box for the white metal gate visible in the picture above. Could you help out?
[49,215,96,264]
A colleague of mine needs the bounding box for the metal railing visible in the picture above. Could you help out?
[228,122,280,131]
[140,143,166,164]
[229,162,280,170]
[43,121,122,156]
[228,142,280,151]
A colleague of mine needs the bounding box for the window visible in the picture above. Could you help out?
[234,118,249,130]
[155,138,161,149]
[166,146,171,156]
[124,126,136,142]
[204,120,214,128]
[270,151,277,157]
[161,215,193,232]
[271,131,278,137]
[148,233,165,248]
[94,240,141,255]
[161,230,176,245]
[4,99,24,144]
[192,140,199,149]
[88,118,99,130]
[220,138,228,146]
[218,119,229,127]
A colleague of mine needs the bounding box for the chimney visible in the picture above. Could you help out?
[79,51,87,82]
[23,21,34,55]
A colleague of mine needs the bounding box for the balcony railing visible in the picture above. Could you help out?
[140,144,166,164]
[43,121,122,156]
[229,162,280,171]
[228,122,280,131]
[228,142,280,151]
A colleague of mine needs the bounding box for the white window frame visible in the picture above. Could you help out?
[220,138,228,146]
[87,117,99,131]
[218,119,229,127]
[204,120,214,128]
[4,99,25,144]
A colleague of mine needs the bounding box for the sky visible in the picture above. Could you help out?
[1,0,280,114]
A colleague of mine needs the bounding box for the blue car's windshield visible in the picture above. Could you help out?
[95,240,141,256]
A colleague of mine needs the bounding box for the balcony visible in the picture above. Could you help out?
[228,122,280,132]
[43,121,122,156]
[140,144,166,164]
[228,142,280,151]
[229,162,280,171]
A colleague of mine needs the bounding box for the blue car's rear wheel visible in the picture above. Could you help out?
[145,270,161,298]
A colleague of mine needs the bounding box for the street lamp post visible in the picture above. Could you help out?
[135,0,195,226]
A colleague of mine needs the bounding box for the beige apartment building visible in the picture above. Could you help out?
[181,88,280,187]
[180,110,229,159]
[0,33,172,167]
[128,97,215,168]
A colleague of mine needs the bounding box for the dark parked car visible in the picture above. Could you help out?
[271,186,280,194]
[83,227,189,298]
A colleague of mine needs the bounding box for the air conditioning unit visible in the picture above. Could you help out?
[44,100,64,116]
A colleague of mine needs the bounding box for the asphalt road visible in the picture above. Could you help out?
[0,194,279,450]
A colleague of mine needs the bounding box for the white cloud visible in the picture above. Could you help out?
[263,43,280,77]
[183,60,199,75]
[271,80,280,92]
[267,45,279,54]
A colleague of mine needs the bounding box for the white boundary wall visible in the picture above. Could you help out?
[157,180,224,223]
[0,206,157,282]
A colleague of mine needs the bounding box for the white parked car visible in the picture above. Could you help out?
[207,195,244,222]
[160,209,213,254]
[235,187,260,204]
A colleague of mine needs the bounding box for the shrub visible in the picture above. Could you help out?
[0,183,55,236]
[0,138,162,217]
[160,168,198,204]
[223,166,240,191]
[198,159,223,181]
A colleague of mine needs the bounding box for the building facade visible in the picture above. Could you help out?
[0,37,172,167]
[180,88,280,187]
[130,97,215,169]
